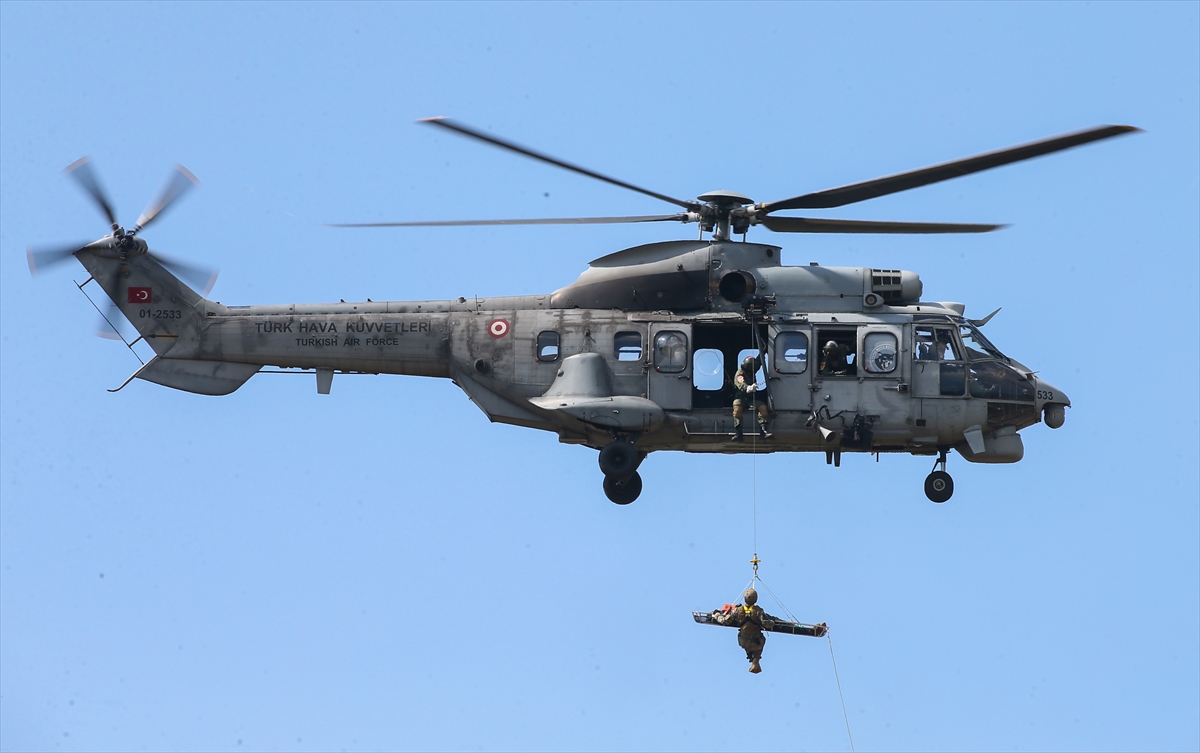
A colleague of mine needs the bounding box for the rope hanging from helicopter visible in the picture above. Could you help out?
[742,314,855,753]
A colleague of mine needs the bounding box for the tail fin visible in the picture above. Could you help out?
[75,243,210,358]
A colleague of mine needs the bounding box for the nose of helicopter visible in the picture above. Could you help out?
[1033,377,1070,429]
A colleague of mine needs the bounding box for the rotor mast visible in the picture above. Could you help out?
[697,190,754,241]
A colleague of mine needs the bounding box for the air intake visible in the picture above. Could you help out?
[870,269,905,302]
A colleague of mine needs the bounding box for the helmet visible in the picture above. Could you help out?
[743,588,758,606]
[823,340,840,355]
[742,355,756,370]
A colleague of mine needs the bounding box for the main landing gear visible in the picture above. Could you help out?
[598,439,644,505]
[924,449,954,503]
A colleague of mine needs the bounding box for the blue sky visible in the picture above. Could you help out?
[1,2,1197,751]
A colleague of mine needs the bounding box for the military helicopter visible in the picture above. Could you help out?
[28,120,1137,504]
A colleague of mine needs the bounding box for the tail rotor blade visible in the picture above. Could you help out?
[27,242,89,275]
[135,164,200,233]
[149,249,218,295]
[64,157,119,229]
[94,299,126,340]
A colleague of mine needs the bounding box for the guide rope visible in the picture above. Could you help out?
[828,634,856,752]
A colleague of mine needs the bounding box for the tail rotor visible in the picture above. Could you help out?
[28,157,218,338]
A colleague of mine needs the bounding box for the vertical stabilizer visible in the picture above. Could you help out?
[75,243,209,358]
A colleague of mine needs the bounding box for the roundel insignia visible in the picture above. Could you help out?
[487,319,510,338]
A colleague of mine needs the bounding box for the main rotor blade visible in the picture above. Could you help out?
[148,249,218,295]
[760,216,1004,234]
[327,213,689,228]
[420,117,697,210]
[136,164,200,232]
[762,125,1140,212]
[26,242,90,275]
[64,157,118,228]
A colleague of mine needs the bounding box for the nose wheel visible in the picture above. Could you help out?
[924,450,954,503]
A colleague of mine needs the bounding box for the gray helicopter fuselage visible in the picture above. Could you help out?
[77,238,1068,467]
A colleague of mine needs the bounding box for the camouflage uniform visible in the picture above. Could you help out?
[711,589,780,673]
[732,354,769,439]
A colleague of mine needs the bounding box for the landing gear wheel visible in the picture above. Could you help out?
[598,440,638,478]
[924,470,954,503]
[603,471,642,505]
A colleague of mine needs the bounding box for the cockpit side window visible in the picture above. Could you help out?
[969,360,1034,401]
[959,325,1003,360]
[914,326,960,361]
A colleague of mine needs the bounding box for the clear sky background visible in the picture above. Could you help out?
[1,2,1197,751]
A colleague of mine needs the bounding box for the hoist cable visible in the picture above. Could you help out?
[749,317,760,571]
[740,318,853,752]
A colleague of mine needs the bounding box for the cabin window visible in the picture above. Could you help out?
[862,332,898,374]
[736,349,768,390]
[914,326,960,361]
[774,331,808,374]
[614,331,643,361]
[536,331,560,362]
[653,331,688,373]
[816,329,857,377]
[693,348,724,390]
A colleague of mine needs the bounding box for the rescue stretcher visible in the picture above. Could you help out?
[692,611,828,638]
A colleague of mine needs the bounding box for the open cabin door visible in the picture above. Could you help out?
[647,323,692,410]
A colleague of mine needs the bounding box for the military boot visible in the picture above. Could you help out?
[749,659,762,674]
[732,423,744,442]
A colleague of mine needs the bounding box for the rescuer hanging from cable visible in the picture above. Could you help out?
[708,588,783,673]
[731,352,769,442]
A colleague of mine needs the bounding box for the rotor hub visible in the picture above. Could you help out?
[696,191,756,240]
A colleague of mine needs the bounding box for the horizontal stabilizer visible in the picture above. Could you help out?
[134,357,260,396]
[692,611,828,638]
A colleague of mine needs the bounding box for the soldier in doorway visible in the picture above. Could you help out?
[732,353,769,441]
[710,588,780,673]
[819,340,853,376]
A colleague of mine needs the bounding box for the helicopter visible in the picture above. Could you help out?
[28,120,1137,505]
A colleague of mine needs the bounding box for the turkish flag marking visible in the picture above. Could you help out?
[127,287,152,304]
